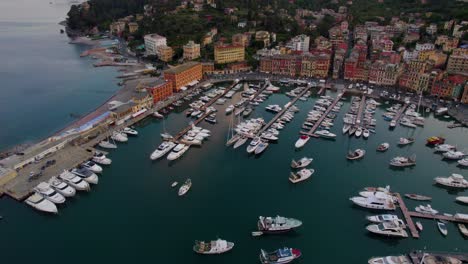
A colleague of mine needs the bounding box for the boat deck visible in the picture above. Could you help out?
[300,91,345,138]
[256,85,312,135]
[390,103,409,127]
[409,251,468,263]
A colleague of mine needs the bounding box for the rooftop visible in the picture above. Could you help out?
[164,62,201,74]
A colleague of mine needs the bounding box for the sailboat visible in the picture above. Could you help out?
[226,113,239,146]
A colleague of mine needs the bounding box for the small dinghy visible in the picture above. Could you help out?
[404,193,432,201]
[171,182,178,188]
[437,221,448,236]
[291,157,313,169]
[416,221,423,231]
[347,149,365,160]
[377,143,389,152]
[458,223,468,237]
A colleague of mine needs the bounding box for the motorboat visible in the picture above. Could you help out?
[416,221,423,231]
[234,107,245,116]
[153,111,164,118]
[404,194,432,201]
[315,130,336,139]
[289,168,314,183]
[193,238,234,254]
[111,131,128,142]
[58,170,90,191]
[161,132,173,140]
[400,119,416,128]
[456,196,468,204]
[350,193,396,210]
[242,107,253,117]
[92,152,112,165]
[458,223,468,237]
[294,135,309,148]
[255,141,269,155]
[81,160,103,173]
[389,156,416,167]
[427,136,445,146]
[265,104,282,113]
[261,133,278,141]
[48,176,76,197]
[458,158,468,167]
[348,126,357,136]
[150,141,176,160]
[434,173,468,188]
[368,256,411,264]
[389,120,396,128]
[291,157,313,169]
[98,139,117,149]
[257,216,302,234]
[377,143,390,152]
[437,221,448,236]
[122,127,138,136]
[363,129,370,139]
[366,220,408,237]
[25,193,58,214]
[181,136,202,146]
[415,204,438,215]
[347,149,365,160]
[443,151,466,160]
[259,248,301,264]
[434,144,456,152]
[398,137,414,146]
[34,182,66,204]
[71,166,99,185]
[355,127,363,138]
[167,144,190,161]
[178,179,192,196]
[233,136,248,149]
[366,214,399,223]
[247,137,261,153]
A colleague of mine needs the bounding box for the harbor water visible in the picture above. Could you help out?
[0,1,467,263]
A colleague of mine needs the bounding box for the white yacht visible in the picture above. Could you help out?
[389,120,396,128]
[225,105,234,115]
[92,152,112,165]
[81,161,103,173]
[246,137,261,153]
[355,127,363,138]
[294,135,310,148]
[25,193,58,214]
[315,130,336,139]
[291,157,313,168]
[111,131,128,142]
[455,196,468,204]
[434,173,468,188]
[443,150,466,160]
[398,137,414,146]
[122,127,138,136]
[363,129,370,139]
[366,214,399,223]
[368,255,411,264]
[150,141,176,160]
[366,220,408,238]
[254,140,269,155]
[415,204,438,215]
[233,136,248,149]
[289,168,314,183]
[265,104,282,113]
[434,144,456,152]
[98,139,117,149]
[458,158,468,167]
[48,176,76,197]
[167,143,190,161]
[34,182,66,204]
[71,167,99,185]
[178,179,192,196]
[260,132,278,141]
[181,136,202,146]
[350,193,396,210]
[59,170,90,191]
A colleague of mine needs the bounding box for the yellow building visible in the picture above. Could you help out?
[157,45,174,62]
[183,40,201,60]
[214,44,245,64]
[447,48,468,76]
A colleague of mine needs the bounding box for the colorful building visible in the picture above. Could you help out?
[163,62,203,92]
[147,81,173,103]
[447,48,468,76]
[183,40,201,60]
[157,45,174,62]
[214,43,245,64]
[144,34,167,56]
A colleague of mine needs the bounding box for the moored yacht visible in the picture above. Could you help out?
[315,130,336,139]
[34,182,66,204]
[350,193,396,210]
[366,214,399,223]
[255,140,269,155]
[111,131,128,142]
[291,157,313,168]
[366,220,408,237]
[427,136,445,146]
[178,179,192,196]
[415,204,438,215]
[150,141,176,160]
[398,137,414,146]
[289,168,314,183]
[257,216,302,234]
[59,170,90,191]
[377,143,390,152]
[389,156,416,167]
[347,149,366,160]
[247,137,261,154]
[458,158,468,167]
[167,144,190,161]
[294,135,309,148]
[122,127,138,136]
[25,193,58,214]
[443,150,466,160]
[48,176,76,197]
[233,136,248,149]
[434,144,456,152]
[434,173,468,188]
[71,166,99,184]
[98,139,117,149]
[259,247,301,264]
[92,152,112,165]
[81,160,103,173]
[355,127,363,138]
[193,238,234,254]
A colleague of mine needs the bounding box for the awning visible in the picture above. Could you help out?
[132,108,147,118]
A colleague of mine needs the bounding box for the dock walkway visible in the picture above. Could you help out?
[355,95,366,126]
[300,92,345,137]
[390,103,409,127]
[395,193,420,238]
[409,251,468,263]
[256,86,311,135]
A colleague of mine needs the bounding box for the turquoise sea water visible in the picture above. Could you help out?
[0,1,467,263]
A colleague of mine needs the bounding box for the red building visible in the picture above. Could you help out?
[147,81,173,103]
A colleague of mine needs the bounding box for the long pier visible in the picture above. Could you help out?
[355,95,366,126]
[395,193,420,238]
[300,92,345,137]
[408,211,468,223]
[257,86,311,135]
[390,103,409,128]
[409,251,468,263]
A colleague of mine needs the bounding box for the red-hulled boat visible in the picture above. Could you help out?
[426,136,445,146]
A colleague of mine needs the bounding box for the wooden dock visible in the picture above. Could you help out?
[409,251,468,263]
[355,95,366,126]
[301,92,345,137]
[317,86,326,95]
[256,86,311,135]
[390,103,409,128]
[395,193,420,238]
[408,211,468,224]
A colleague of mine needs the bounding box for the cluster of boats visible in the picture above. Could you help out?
[368,253,462,264]
[25,153,112,213]
[98,127,138,149]
[426,137,468,165]
[289,157,314,183]
[342,97,378,139]
[350,186,397,210]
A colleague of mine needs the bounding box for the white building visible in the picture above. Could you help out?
[144,34,167,56]
[403,50,419,62]
[426,23,437,35]
[286,34,310,52]
[415,43,435,51]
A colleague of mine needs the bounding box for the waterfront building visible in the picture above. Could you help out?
[157,45,174,62]
[453,22,468,38]
[259,53,330,78]
[183,41,201,60]
[144,34,167,56]
[214,43,245,64]
[255,31,271,47]
[259,55,299,76]
[300,53,331,78]
[286,34,310,52]
[148,80,173,103]
[403,50,419,62]
[232,33,249,47]
[368,61,401,86]
[202,62,215,75]
[332,49,346,79]
[128,22,139,34]
[344,41,370,81]
[256,47,283,57]
[163,62,203,92]
[447,48,468,76]
[431,74,467,99]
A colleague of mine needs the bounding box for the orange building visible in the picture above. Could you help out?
[147,81,173,103]
[163,62,203,92]
[202,62,215,74]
